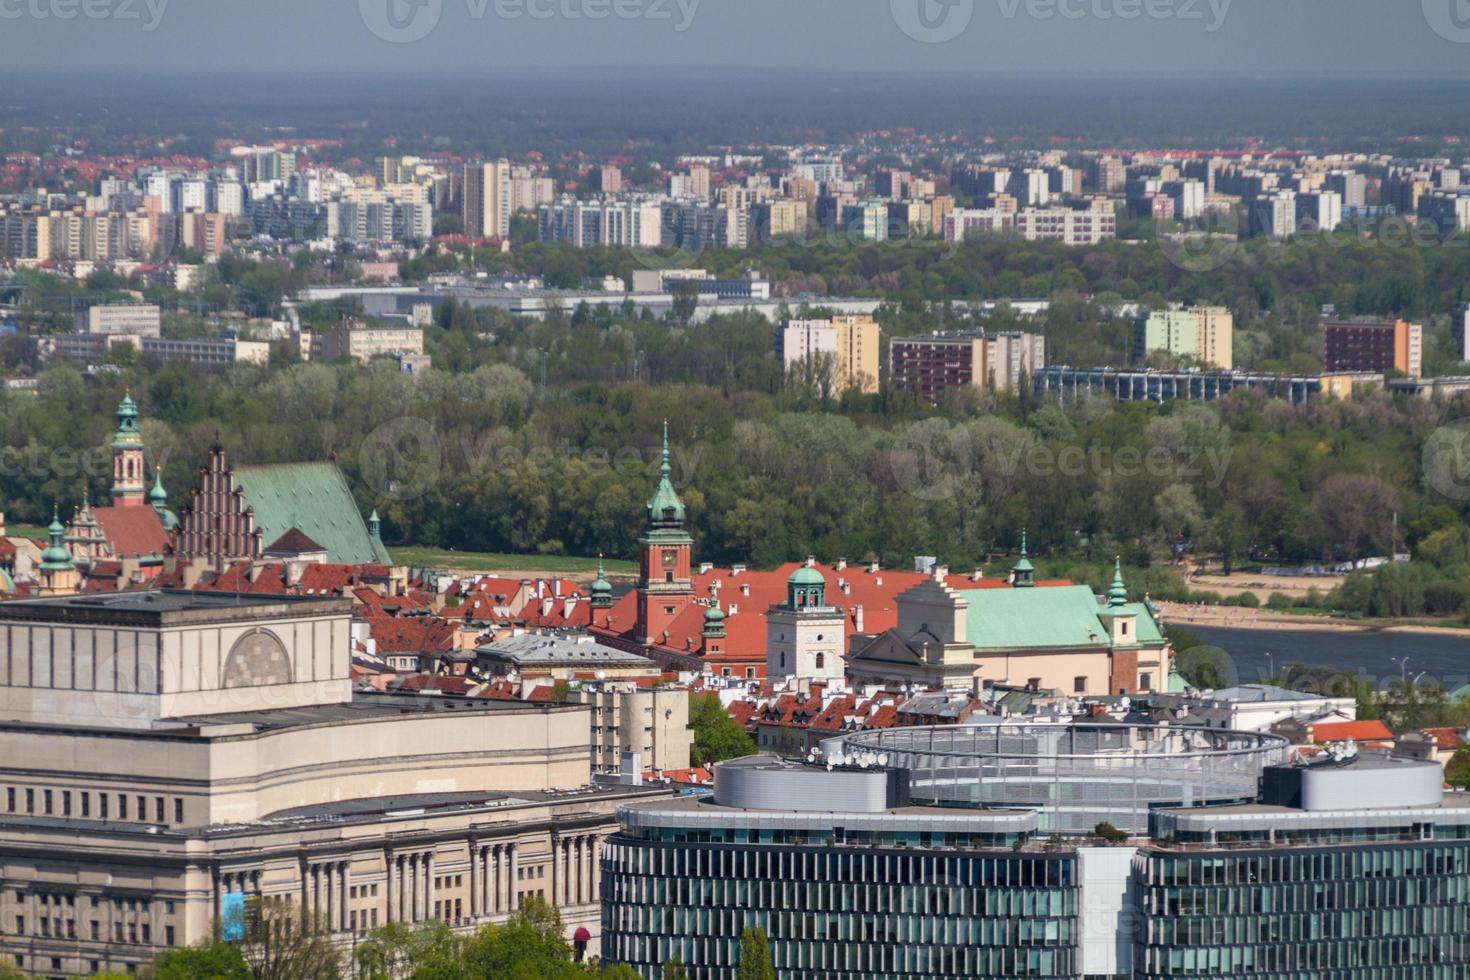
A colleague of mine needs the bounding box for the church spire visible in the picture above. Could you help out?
[1012,528,1035,588]
[111,391,146,506]
[646,419,686,528]
[1109,557,1128,607]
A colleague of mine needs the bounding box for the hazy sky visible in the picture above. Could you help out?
[0,0,1467,76]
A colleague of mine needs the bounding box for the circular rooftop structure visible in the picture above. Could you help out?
[832,722,1289,835]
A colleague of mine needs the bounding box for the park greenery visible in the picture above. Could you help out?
[4,237,1470,623]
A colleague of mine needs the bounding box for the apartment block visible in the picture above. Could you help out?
[1135,306,1234,369]
[1323,319,1423,378]
[463,160,511,239]
[889,330,1045,403]
[776,315,880,394]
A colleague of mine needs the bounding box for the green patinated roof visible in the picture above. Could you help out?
[646,422,686,528]
[963,585,1164,651]
[789,566,825,586]
[232,463,391,566]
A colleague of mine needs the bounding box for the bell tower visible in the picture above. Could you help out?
[111,392,146,507]
[635,422,695,645]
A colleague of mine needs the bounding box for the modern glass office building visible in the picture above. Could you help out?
[602,726,1470,979]
[601,757,1082,979]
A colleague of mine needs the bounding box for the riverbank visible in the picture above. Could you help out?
[1157,601,1470,639]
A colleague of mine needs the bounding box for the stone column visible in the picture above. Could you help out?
[468,843,480,920]
[508,843,519,910]
[424,851,435,922]
[339,862,350,932]
[385,853,396,923]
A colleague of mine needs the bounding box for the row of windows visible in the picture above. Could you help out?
[603,839,1073,889]
[1141,844,1467,888]
[1143,903,1470,946]
[604,930,1076,979]
[1136,935,1470,976]
[1144,875,1470,918]
[4,785,184,825]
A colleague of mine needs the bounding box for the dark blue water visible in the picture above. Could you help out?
[1188,626,1470,692]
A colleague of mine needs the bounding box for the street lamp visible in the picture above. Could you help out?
[1391,657,1409,685]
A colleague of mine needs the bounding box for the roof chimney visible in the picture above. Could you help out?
[805,556,817,568]
[740,583,750,597]
[835,557,847,571]
[853,605,865,633]
[934,565,949,582]
[868,560,880,574]
[971,568,983,582]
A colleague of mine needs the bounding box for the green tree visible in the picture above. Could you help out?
[461,897,587,979]
[354,920,462,980]
[662,957,691,980]
[737,926,776,980]
[690,693,755,767]
[1447,745,1470,791]
[235,900,341,980]
[152,943,251,980]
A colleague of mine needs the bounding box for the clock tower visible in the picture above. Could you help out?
[635,422,695,645]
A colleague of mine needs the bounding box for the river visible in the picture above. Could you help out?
[1186,626,1470,692]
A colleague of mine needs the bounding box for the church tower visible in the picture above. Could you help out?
[111,392,146,507]
[635,423,695,645]
[38,505,79,597]
[766,559,845,684]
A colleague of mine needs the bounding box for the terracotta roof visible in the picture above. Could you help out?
[1309,719,1394,743]
[91,504,169,558]
[1422,727,1465,751]
[592,561,1070,672]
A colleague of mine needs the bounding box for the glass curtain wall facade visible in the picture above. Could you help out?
[601,832,1078,979]
[1135,842,1470,978]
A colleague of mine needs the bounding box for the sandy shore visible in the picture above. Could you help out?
[1156,601,1470,638]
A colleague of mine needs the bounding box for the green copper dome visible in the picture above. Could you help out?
[704,602,726,623]
[788,565,826,587]
[40,506,73,569]
[1012,529,1035,588]
[592,557,612,596]
[148,470,168,505]
[646,421,686,527]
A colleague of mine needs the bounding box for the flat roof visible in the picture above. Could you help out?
[0,589,348,627]
[168,691,565,731]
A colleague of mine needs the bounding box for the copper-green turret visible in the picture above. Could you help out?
[591,555,614,610]
[646,420,686,528]
[40,504,74,571]
[1012,529,1035,588]
[702,599,727,638]
[112,391,142,449]
[1109,557,1128,607]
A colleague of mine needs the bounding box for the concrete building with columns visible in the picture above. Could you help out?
[0,589,665,977]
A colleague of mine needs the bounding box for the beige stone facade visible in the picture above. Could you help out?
[0,591,671,976]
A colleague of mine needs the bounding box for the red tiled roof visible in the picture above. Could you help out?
[363,613,458,654]
[1310,719,1394,743]
[393,674,472,694]
[1422,727,1464,751]
[592,561,1070,670]
[91,505,169,558]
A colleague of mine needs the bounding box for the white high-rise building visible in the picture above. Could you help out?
[464,160,512,239]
